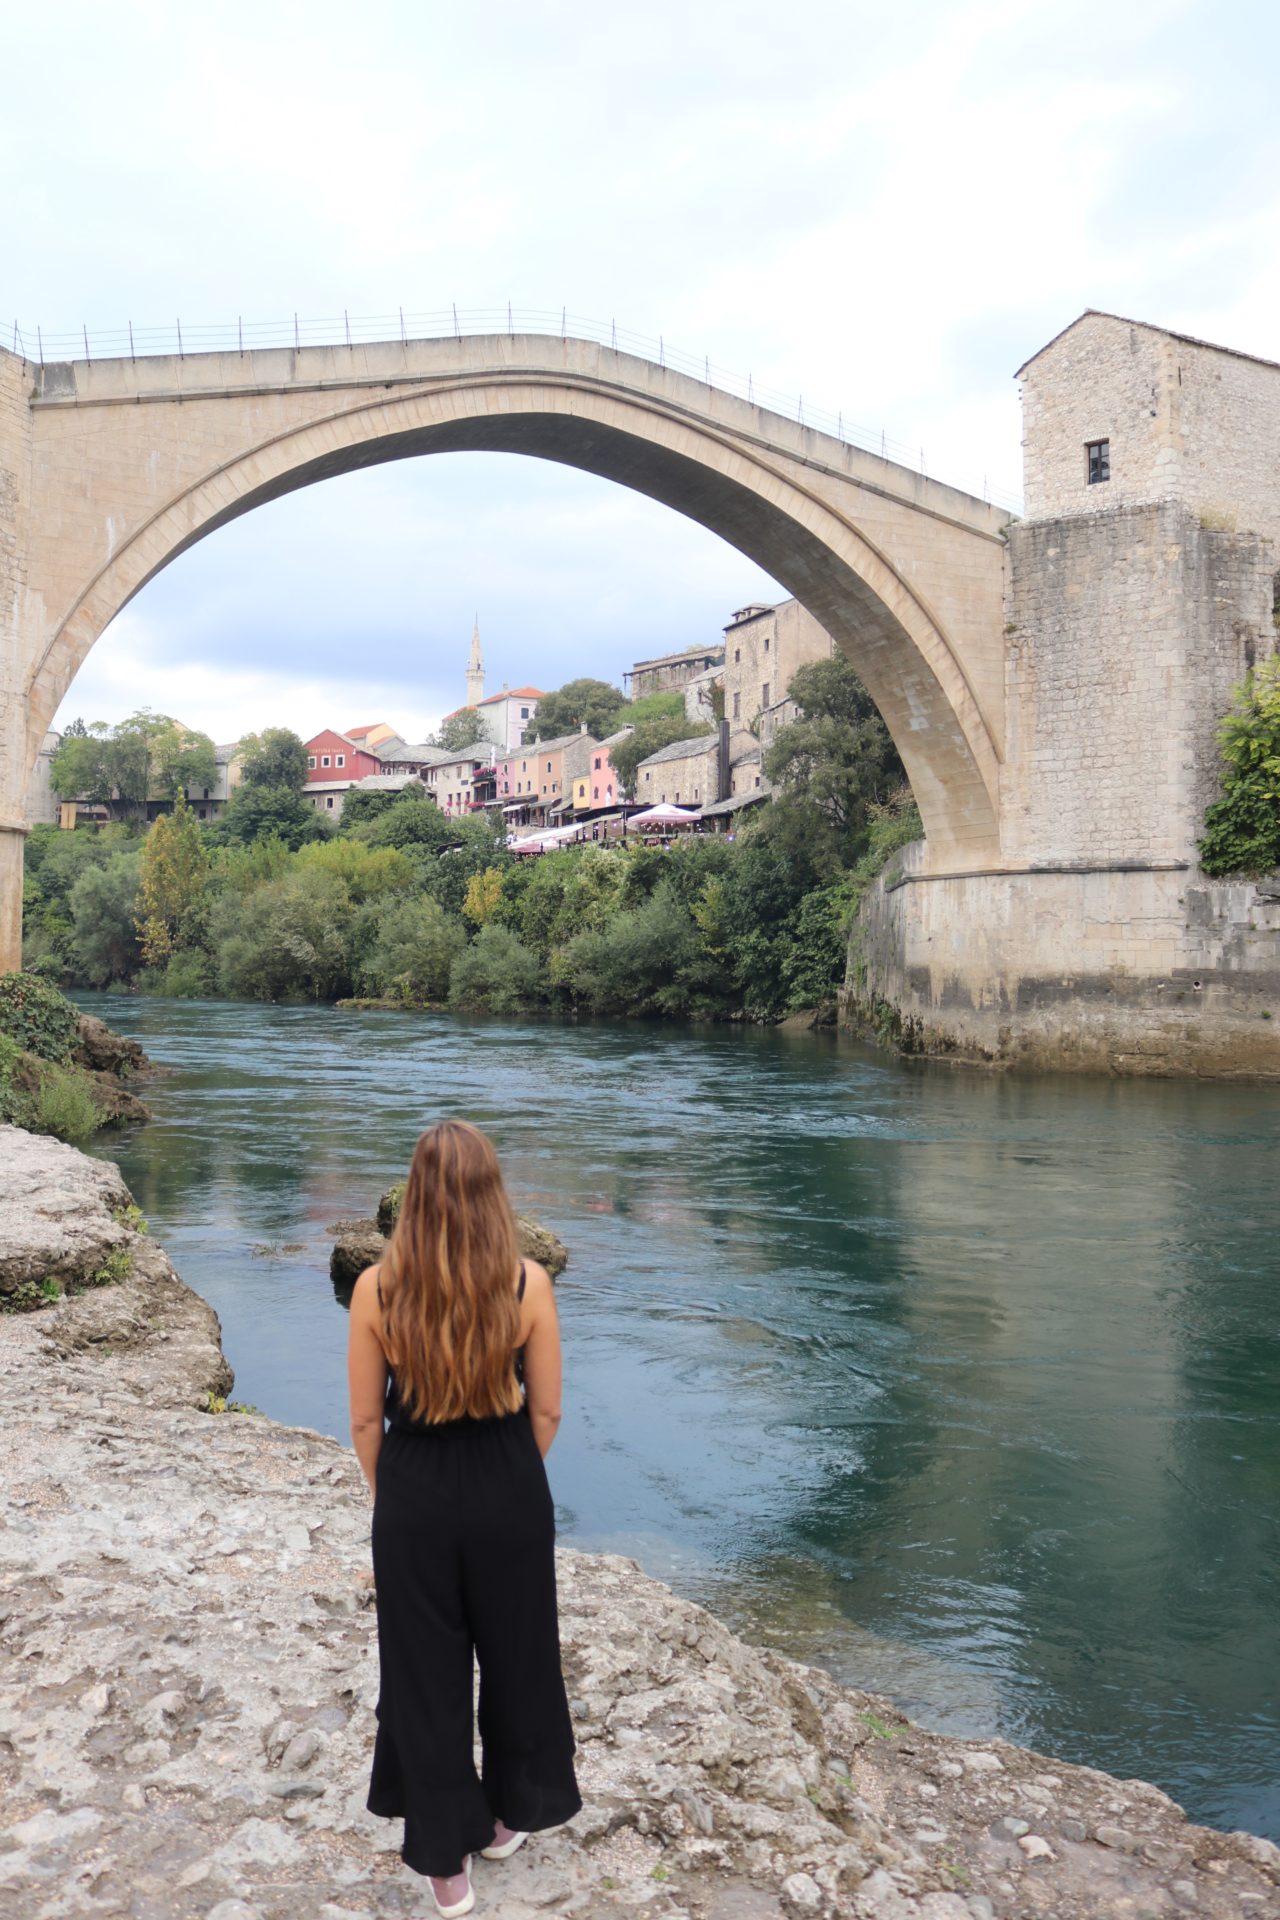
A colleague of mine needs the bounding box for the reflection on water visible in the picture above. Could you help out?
[82,994,1280,1837]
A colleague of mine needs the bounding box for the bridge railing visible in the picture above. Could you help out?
[4,305,1022,513]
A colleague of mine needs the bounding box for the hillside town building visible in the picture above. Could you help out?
[624,642,725,702]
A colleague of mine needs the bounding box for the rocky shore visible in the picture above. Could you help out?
[2,1128,1277,1920]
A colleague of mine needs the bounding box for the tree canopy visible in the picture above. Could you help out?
[434,708,489,751]
[1199,654,1280,876]
[531,678,628,742]
[762,655,904,864]
[238,728,310,790]
[50,711,218,818]
[211,782,332,852]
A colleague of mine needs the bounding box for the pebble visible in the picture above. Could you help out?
[1018,1835,1055,1861]
[962,1751,1004,1774]
[998,1815,1030,1837]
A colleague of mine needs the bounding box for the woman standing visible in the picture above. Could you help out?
[347,1120,581,1917]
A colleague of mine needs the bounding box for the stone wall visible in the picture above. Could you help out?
[847,842,1280,1077]
[1002,502,1276,868]
[1020,311,1280,546]
[635,736,720,808]
[721,598,831,733]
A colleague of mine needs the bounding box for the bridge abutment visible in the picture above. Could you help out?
[845,500,1280,1076]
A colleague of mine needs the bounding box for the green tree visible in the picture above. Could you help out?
[356,791,458,853]
[213,781,331,851]
[212,869,354,1002]
[69,852,144,986]
[435,708,488,751]
[50,712,217,816]
[611,717,713,800]
[763,656,905,863]
[531,678,626,741]
[359,896,465,1004]
[624,689,688,727]
[448,924,545,1014]
[238,728,310,790]
[136,794,209,965]
[339,779,428,832]
[1199,654,1280,876]
[294,838,416,901]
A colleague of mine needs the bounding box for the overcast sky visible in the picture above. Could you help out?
[7,0,1279,744]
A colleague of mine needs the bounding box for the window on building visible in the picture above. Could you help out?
[764,636,770,653]
[607,783,613,799]
[734,647,741,663]
[546,760,552,773]
[336,755,345,768]
[755,775,761,788]
[322,755,331,768]
[326,796,335,809]
[1086,439,1110,485]
[762,682,770,707]
[675,791,680,803]
[307,755,316,769]
[645,771,651,782]
[594,756,601,770]
[733,692,741,720]
[202,787,210,799]
[593,785,600,800]
[520,707,529,719]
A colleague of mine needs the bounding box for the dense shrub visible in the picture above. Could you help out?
[0,972,79,1062]
[212,869,355,1002]
[33,1062,103,1145]
[1199,655,1280,876]
[69,853,144,986]
[448,925,546,1015]
[358,897,466,1004]
[141,951,216,998]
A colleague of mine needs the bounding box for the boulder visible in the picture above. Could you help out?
[332,1206,568,1289]
[73,1013,148,1078]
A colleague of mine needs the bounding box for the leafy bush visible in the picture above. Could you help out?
[141,951,215,998]
[448,925,546,1014]
[69,852,144,986]
[34,1063,103,1144]
[1199,655,1280,877]
[212,869,355,1002]
[358,897,465,1004]
[0,972,79,1062]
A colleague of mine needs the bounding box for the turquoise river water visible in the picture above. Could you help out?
[79,992,1279,1839]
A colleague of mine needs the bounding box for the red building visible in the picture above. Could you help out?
[304,730,381,786]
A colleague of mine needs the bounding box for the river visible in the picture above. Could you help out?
[79,992,1279,1839]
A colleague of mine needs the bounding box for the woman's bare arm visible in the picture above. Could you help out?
[347,1266,389,1498]
[520,1261,563,1458]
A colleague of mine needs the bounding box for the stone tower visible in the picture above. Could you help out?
[465,615,485,708]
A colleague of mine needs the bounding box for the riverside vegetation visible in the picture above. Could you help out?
[23,663,920,1023]
[0,972,152,1150]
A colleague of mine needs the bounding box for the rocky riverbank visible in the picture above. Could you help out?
[1,1128,1277,1920]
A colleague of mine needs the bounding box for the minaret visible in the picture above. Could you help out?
[465,615,485,708]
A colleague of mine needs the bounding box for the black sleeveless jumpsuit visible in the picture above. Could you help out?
[366,1266,581,1876]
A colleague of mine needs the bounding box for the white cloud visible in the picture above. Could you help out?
[14,0,1280,736]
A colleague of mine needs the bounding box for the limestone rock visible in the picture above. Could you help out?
[0,1123,132,1298]
[333,1203,569,1287]
[1,1132,1275,1920]
[73,1012,149,1078]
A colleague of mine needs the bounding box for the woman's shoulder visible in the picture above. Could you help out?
[519,1259,554,1305]
[351,1262,384,1313]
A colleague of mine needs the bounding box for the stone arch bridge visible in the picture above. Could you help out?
[0,331,1011,967]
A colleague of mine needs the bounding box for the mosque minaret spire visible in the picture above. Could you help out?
[465,614,485,707]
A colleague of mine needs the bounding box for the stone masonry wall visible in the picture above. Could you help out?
[0,349,34,968]
[1002,502,1275,867]
[635,738,720,808]
[1020,312,1280,546]
[847,845,1280,1078]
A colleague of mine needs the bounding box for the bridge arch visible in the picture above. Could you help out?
[9,337,1010,884]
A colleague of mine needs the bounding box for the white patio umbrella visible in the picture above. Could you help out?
[626,803,700,829]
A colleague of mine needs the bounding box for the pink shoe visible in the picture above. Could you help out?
[428,1856,474,1917]
[481,1818,529,1860]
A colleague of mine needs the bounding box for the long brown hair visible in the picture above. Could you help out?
[380,1120,523,1423]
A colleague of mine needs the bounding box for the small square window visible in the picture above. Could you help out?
[1086,439,1110,485]
[322,754,331,767]
[336,754,345,767]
